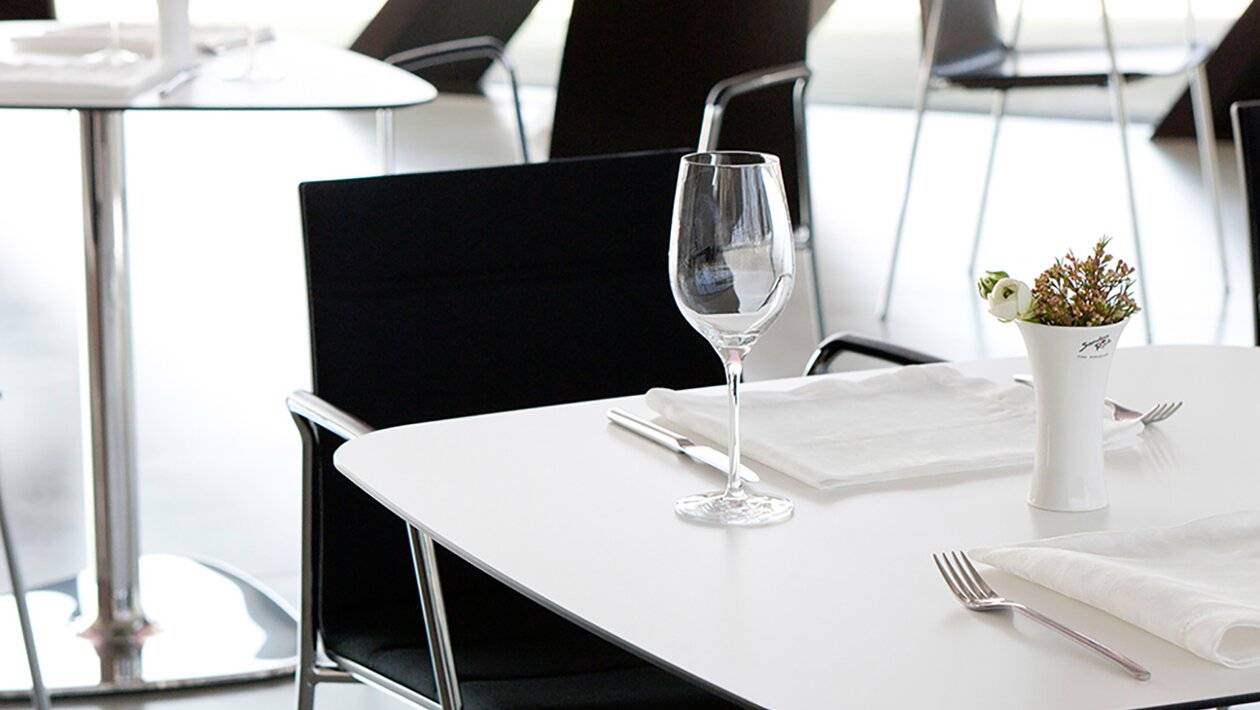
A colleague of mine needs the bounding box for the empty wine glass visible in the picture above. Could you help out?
[669,151,795,527]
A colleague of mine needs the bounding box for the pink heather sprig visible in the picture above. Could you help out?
[1029,238,1140,327]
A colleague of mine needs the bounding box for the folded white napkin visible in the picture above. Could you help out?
[971,511,1260,668]
[0,56,171,101]
[8,23,273,57]
[645,365,1142,490]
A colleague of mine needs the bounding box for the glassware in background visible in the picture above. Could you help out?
[82,4,142,66]
[669,151,796,527]
[225,20,282,82]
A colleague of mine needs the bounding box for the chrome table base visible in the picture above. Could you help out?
[0,555,297,698]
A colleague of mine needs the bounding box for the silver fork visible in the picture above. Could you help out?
[1012,374,1182,425]
[933,551,1151,680]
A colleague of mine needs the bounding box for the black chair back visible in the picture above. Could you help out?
[920,0,1005,72]
[1232,100,1260,345]
[297,150,725,699]
[549,0,808,225]
[0,0,54,19]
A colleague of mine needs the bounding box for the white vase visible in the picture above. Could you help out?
[156,0,193,70]
[1016,318,1128,512]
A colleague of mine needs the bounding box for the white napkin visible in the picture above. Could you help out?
[8,23,273,57]
[971,512,1260,668]
[644,364,1142,490]
[0,56,171,101]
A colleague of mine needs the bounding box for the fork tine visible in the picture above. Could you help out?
[932,553,972,604]
[956,551,997,597]
[1152,401,1182,424]
[945,552,985,600]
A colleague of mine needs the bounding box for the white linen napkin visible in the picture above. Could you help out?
[8,23,273,57]
[971,511,1260,668]
[644,364,1142,490]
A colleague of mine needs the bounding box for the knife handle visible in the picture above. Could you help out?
[607,408,687,453]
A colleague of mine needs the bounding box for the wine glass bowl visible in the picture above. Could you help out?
[669,151,795,527]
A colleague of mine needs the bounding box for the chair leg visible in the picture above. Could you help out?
[1188,64,1229,294]
[1106,75,1153,342]
[0,486,51,710]
[792,77,826,340]
[968,90,1007,276]
[879,87,931,321]
[376,108,396,175]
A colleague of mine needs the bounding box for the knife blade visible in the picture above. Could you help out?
[606,408,760,483]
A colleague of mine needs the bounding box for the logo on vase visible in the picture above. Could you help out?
[1077,334,1113,359]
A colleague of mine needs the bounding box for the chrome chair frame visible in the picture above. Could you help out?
[879,0,1227,334]
[699,62,823,337]
[1231,99,1260,346]
[0,394,51,710]
[288,391,462,710]
[385,36,531,165]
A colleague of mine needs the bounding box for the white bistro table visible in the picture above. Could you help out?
[0,23,437,698]
[336,345,1260,709]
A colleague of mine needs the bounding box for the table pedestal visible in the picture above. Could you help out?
[0,109,297,698]
[0,555,296,697]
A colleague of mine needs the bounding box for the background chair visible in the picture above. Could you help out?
[550,0,822,337]
[879,0,1226,326]
[0,396,51,710]
[0,0,53,20]
[292,150,741,710]
[1231,99,1260,345]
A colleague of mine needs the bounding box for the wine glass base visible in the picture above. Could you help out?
[675,491,793,527]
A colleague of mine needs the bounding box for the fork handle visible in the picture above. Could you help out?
[1011,603,1151,680]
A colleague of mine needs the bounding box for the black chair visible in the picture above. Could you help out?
[0,0,53,20]
[1231,100,1260,345]
[879,0,1226,323]
[550,0,822,337]
[290,150,743,710]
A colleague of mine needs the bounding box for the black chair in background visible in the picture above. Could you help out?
[290,150,740,710]
[0,0,53,20]
[551,0,822,337]
[1231,100,1260,345]
[879,0,1226,324]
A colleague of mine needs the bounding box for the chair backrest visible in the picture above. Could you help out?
[297,150,723,666]
[919,0,1006,72]
[549,0,808,225]
[0,0,54,20]
[350,0,539,93]
[1232,100,1260,345]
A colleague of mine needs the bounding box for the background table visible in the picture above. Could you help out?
[0,23,436,697]
[337,345,1260,709]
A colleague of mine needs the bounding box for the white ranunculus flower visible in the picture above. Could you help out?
[987,277,1032,322]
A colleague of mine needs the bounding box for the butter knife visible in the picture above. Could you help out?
[606,408,760,483]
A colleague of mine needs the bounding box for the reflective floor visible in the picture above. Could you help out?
[0,86,1254,708]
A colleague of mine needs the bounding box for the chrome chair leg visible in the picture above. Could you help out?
[0,476,51,710]
[880,0,943,321]
[409,526,462,710]
[1189,64,1229,293]
[880,88,930,321]
[1106,74,1152,342]
[968,90,1007,276]
[1101,0,1152,342]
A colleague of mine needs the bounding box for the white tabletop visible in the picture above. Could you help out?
[0,22,436,111]
[335,345,1260,709]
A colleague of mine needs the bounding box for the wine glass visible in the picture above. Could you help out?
[669,151,795,527]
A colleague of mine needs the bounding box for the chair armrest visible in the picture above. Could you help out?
[384,35,530,163]
[698,62,811,151]
[802,332,946,376]
[286,390,374,440]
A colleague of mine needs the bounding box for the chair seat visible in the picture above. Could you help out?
[935,43,1210,89]
[325,599,738,709]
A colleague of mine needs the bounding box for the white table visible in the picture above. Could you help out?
[336,345,1260,709]
[0,22,436,698]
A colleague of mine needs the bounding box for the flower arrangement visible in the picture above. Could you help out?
[976,238,1140,327]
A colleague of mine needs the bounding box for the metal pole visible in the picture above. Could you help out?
[79,110,150,644]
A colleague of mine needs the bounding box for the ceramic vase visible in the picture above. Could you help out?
[1016,318,1128,512]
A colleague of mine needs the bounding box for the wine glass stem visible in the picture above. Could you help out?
[722,348,747,500]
